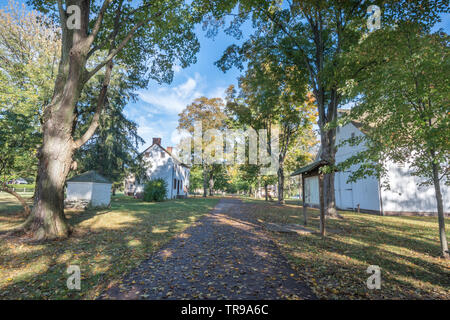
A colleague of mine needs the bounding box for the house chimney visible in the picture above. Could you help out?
[152,137,161,145]
[167,147,173,154]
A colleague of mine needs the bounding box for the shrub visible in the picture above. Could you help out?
[143,178,167,202]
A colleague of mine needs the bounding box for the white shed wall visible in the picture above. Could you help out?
[91,183,112,207]
[334,123,381,211]
[380,160,450,213]
[66,182,93,201]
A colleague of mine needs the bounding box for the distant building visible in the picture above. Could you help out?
[125,138,190,199]
[66,171,112,208]
[293,111,450,216]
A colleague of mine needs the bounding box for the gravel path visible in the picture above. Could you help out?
[100,198,316,300]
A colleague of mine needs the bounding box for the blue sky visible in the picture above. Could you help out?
[2,1,449,152]
[124,22,251,152]
[126,11,449,152]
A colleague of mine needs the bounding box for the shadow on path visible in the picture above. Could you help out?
[100,198,316,300]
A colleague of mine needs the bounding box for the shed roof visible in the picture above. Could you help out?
[290,159,329,177]
[67,170,111,183]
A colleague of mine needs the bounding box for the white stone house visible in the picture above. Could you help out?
[66,170,112,208]
[125,138,190,199]
[297,112,450,216]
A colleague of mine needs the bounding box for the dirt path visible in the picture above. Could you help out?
[100,198,316,300]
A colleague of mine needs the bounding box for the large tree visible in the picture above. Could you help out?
[0,111,40,216]
[0,0,60,116]
[0,1,59,212]
[15,0,201,240]
[224,48,317,203]
[73,64,145,193]
[177,96,228,197]
[210,0,447,216]
[338,22,449,258]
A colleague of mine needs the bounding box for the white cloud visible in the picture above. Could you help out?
[208,86,227,101]
[170,128,191,146]
[129,73,229,152]
[138,73,203,114]
[173,65,182,73]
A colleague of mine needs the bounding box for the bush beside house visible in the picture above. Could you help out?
[143,178,167,202]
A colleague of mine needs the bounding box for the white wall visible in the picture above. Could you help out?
[67,182,111,207]
[380,160,450,214]
[66,182,93,201]
[91,183,112,207]
[334,121,449,214]
[335,123,381,211]
[137,144,190,199]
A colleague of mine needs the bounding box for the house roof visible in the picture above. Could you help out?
[290,159,329,177]
[141,143,190,168]
[67,170,111,183]
[337,108,370,135]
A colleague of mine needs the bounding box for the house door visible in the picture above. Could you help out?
[177,180,179,195]
[339,171,354,209]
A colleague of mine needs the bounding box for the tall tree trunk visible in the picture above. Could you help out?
[21,115,76,240]
[257,179,261,199]
[16,0,138,240]
[321,124,339,217]
[317,93,340,219]
[1,183,31,216]
[431,161,449,259]
[264,183,268,201]
[202,164,208,197]
[209,171,214,196]
[319,173,326,237]
[277,161,285,204]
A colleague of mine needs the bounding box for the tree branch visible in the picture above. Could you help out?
[84,12,160,83]
[73,59,113,149]
[1,182,31,216]
[86,0,113,47]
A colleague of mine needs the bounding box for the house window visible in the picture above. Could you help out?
[351,133,355,139]
[173,179,177,189]
[161,151,165,158]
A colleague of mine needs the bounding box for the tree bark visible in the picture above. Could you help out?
[209,171,214,196]
[319,173,326,237]
[22,122,76,240]
[264,183,268,201]
[17,0,150,240]
[1,183,31,216]
[202,164,208,197]
[319,112,340,218]
[277,161,285,204]
[431,161,449,259]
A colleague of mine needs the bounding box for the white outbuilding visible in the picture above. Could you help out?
[292,110,450,216]
[66,171,112,208]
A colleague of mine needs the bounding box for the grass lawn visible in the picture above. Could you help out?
[241,198,450,299]
[0,193,33,217]
[0,193,219,299]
